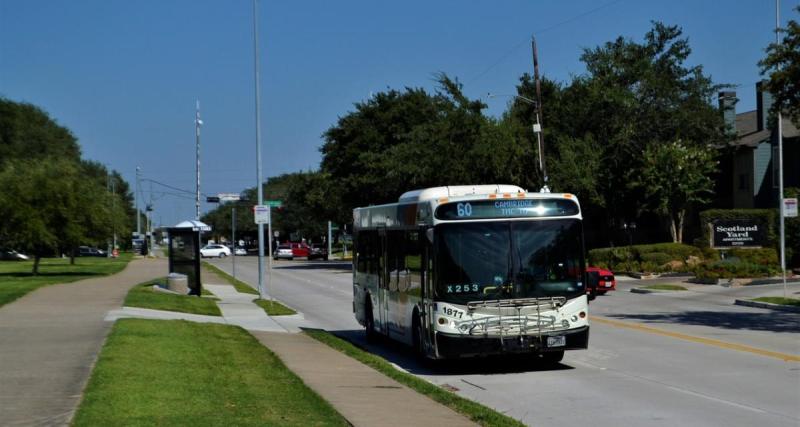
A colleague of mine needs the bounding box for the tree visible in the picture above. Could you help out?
[0,98,81,165]
[0,159,77,273]
[759,6,800,125]
[0,99,135,271]
[321,74,534,225]
[630,141,717,242]
[505,23,726,245]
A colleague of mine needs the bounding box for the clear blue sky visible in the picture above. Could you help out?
[1,0,796,226]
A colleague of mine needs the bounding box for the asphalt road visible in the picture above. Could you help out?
[209,257,800,427]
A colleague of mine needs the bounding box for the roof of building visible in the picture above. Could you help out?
[730,110,798,148]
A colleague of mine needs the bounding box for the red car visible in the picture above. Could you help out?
[586,266,616,295]
[290,242,310,258]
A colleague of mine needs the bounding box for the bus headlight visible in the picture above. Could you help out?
[562,320,570,328]
[571,315,579,322]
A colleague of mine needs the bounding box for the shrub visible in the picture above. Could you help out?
[727,248,778,266]
[632,243,701,260]
[693,260,776,279]
[588,243,700,273]
[640,252,674,266]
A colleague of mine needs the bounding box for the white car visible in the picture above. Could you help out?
[200,244,231,258]
[234,247,247,256]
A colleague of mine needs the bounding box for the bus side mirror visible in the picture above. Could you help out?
[586,272,598,302]
[425,228,434,244]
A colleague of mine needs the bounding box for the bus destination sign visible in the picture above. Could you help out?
[435,199,579,220]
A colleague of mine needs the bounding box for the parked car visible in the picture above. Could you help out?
[290,242,310,258]
[0,248,29,261]
[586,266,616,295]
[233,247,247,256]
[78,246,106,257]
[308,243,328,261]
[200,244,231,258]
[273,244,294,260]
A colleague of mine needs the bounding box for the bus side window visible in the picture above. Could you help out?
[404,230,421,295]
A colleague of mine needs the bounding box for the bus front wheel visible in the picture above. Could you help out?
[412,314,424,358]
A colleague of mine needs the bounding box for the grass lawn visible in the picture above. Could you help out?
[753,297,800,306]
[203,262,259,295]
[305,330,526,427]
[0,253,133,307]
[74,319,348,426]
[642,284,688,291]
[253,298,297,316]
[124,280,222,316]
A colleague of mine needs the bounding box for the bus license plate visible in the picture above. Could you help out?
[547,336,565,347]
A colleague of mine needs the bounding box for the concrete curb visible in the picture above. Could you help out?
[630,287,688,294]
[734,299,800,313]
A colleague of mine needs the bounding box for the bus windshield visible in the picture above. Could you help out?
[435,219,585,304]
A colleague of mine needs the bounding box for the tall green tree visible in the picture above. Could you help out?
[759,6,800,125]
[507,23,726,245]
[321,74,533,225]
[0,159,78,273]
[0,98,135,271]
[629,141,717,242]
[0,98,81,165]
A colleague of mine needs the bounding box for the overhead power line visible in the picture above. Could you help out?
[466,0,626,85]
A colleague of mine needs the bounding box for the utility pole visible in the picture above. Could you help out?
[532,36,549,192]
[776,0,787,297]
[111,177,117,254]
[195,100,203,221]
[253,0,266,300]
[135,166,141,235]
[231,205,237,282]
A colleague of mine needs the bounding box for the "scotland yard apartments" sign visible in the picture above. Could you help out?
[712,219,766,248]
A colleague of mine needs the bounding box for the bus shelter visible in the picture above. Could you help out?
[167,220,211,296]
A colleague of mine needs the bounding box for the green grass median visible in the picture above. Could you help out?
[74,319,348,426]
[203,261,259,295]
[253,298,297,316]
[124,280,222,316]
[642,284,688,291]
[753,297,800,307]
[305,329,526,427]
[0,253,132,307]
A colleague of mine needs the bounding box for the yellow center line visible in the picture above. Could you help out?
[592,316,800,363]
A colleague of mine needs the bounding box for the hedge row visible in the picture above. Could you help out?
[587,243,702,272]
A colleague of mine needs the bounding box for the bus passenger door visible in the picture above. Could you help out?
[421,229,434,351]
[377,228,389,335]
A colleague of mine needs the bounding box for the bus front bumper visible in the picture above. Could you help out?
[434,326,589,359]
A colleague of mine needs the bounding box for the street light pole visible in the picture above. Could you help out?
[135,166,141,236]
[195,100,202,221]
[232,206,237,282]
[776,0,787,297]
[253,0,266,300]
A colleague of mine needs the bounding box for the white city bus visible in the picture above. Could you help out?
[352,185,591,362]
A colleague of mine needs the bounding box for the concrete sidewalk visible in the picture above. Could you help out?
[1,260,478,427]
[253,332,477,427]
[0,257,166,427]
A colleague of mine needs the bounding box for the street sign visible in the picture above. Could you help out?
[785,198,798,218]
[266,200,282,208]
[218,193,241,202]
[254,205,270,224]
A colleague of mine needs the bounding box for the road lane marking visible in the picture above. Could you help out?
[592,316,800,362]
[666,386,766,414]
